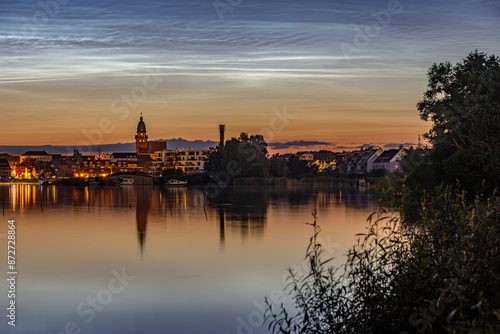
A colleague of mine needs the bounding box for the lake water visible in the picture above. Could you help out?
[0,184,381,334]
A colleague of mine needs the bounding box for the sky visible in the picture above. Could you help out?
[1,0,499,153]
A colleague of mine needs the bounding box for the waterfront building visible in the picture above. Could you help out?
[135,114,166,159]
[20,150,52,163]
[0,158,11,178]
[371,148,406,173]
[153,148,208,176]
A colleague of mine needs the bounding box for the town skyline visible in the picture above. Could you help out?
[0,113,416,180]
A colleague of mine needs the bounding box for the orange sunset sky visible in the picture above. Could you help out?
[1,0,499,153]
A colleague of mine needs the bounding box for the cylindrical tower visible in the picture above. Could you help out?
[219,124,225,148]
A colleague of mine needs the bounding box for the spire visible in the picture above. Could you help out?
[137,114,147,133]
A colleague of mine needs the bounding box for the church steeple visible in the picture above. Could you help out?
[135,113,148,154]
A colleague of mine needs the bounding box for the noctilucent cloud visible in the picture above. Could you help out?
[1,0,499,151]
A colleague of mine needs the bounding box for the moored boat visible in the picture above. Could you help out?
[164,179,188,186]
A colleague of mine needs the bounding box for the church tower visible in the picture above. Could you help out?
[135,113,149,154]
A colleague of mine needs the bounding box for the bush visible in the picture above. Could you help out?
[265,188,500,333]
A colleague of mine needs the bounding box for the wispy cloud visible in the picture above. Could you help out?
[1,0,499,146]
[383,142,417,149]
[359,143,377,149]
[269,140,332,149]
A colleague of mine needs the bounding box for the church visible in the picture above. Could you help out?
[135,114,167,157]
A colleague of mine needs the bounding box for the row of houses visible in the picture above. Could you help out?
[298,146,416,174]
[338,147,406,174]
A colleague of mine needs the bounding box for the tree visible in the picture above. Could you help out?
[314,150,335,162]
[269,154,288,177]
[206,132,270,180]
[415,50,500,196]
[142,162,150,173]
[162,168,183,177]
[287,155,316,178]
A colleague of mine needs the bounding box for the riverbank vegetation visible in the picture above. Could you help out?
[265,51,500,333]
[266,189,500,333]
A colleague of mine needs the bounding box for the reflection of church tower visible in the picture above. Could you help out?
[135,113,148,154]
[136,187,150,256]
[219,206,225,248]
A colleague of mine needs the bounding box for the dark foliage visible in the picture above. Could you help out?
[288,156,317,179]
[265,188,500,333]
[415,50,500,197]
[269,154,289,177]
[206,132,270,180]
[162,168,183,177]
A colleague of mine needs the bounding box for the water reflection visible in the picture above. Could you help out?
[212,189,267,241]
[136,186,149,255]
[0,184,378,256]
[219,206,225,247]
[0,183,382,334]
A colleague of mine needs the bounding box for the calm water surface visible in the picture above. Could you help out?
[0,184,381,334]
